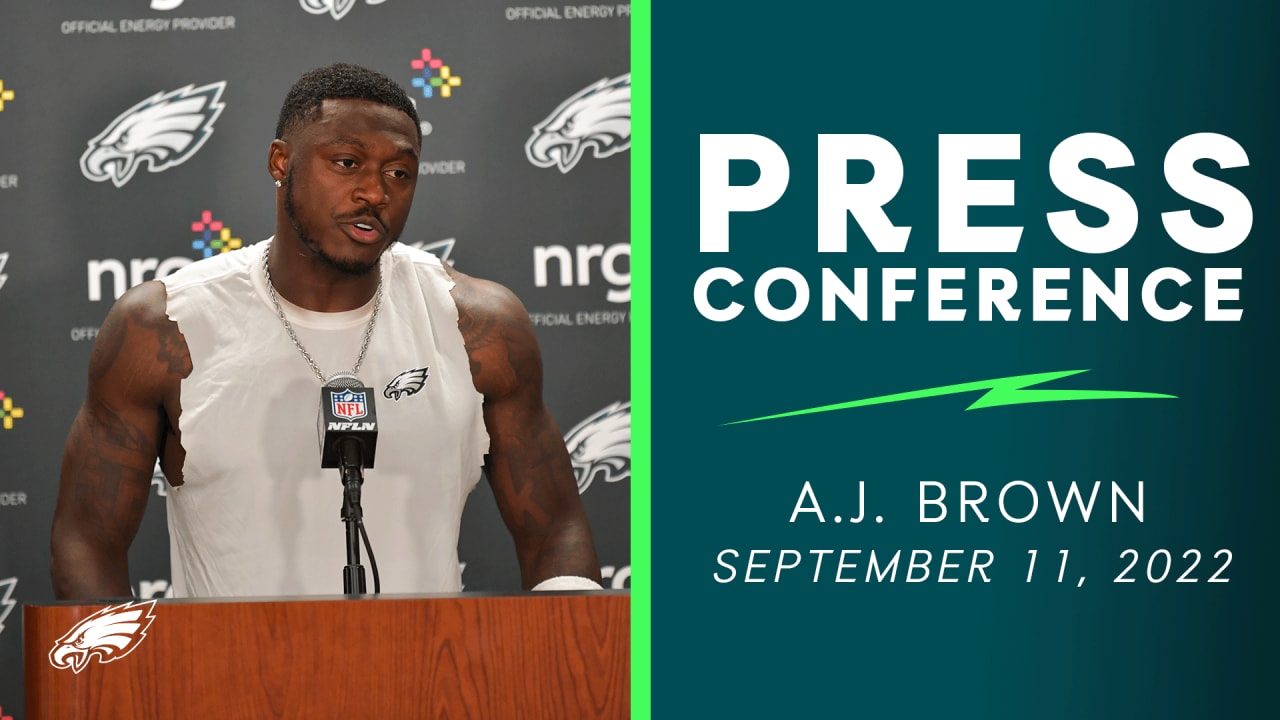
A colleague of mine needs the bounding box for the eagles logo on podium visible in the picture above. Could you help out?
[48,600,157,674]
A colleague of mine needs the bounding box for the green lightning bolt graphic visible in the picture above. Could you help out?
[725,369,1175,425]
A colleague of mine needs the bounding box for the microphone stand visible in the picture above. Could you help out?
[337,436,368,595]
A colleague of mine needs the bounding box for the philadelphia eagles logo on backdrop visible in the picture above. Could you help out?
[385,367,430,400]
[525,73,631,173]
[80,82,226,188]
[564,401,631,493]
[406,237,456,266]
[48,600,157,674]
[151,460,169,498]
[0,577,16,636]
[299,0,386,21]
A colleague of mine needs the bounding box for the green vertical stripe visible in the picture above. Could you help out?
[630,1,652,718]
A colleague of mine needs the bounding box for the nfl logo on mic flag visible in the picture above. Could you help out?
[319,386,378,469]
[332,389,367,421]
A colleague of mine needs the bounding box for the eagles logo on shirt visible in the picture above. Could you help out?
[385,367,430,400]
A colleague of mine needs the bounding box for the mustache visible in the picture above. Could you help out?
[335,209,387,232]
[335,207,384,226]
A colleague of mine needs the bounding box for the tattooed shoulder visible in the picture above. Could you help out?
[447,267,540,399]
[448,266,500,354]
[93,281,192,398]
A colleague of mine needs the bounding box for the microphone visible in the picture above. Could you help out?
[318,371,379,470]
[318,371,383,595]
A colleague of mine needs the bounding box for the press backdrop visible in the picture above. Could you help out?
[0,2,631,714]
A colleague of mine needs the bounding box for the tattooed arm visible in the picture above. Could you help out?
[449,268,602,589]
[51,281,189,600]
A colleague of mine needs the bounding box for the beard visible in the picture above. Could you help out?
[284,169,394,276]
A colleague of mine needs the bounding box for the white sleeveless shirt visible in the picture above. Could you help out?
[160,240,488,598]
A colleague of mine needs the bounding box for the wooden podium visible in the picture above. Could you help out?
[24,591,629,719]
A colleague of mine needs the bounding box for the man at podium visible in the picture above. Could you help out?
[49,63,603,600]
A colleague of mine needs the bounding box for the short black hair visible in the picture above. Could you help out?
[275,63,421,143]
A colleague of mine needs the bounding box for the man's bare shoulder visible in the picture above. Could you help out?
[91,280,191,397]
[109,279,168,321]
[444,265,540,399]
[445,264,528,321]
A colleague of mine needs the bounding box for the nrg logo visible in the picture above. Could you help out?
[600,564,630,589]
[88,210,242,301]
[534,243,630,304]
[137,579,173,599]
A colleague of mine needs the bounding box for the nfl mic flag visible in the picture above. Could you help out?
[318,381,379,469]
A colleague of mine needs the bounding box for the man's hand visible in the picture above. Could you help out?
[51,281,189,600]
[450,269,602,589]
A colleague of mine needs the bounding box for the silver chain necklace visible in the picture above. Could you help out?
[261,242,383,384]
